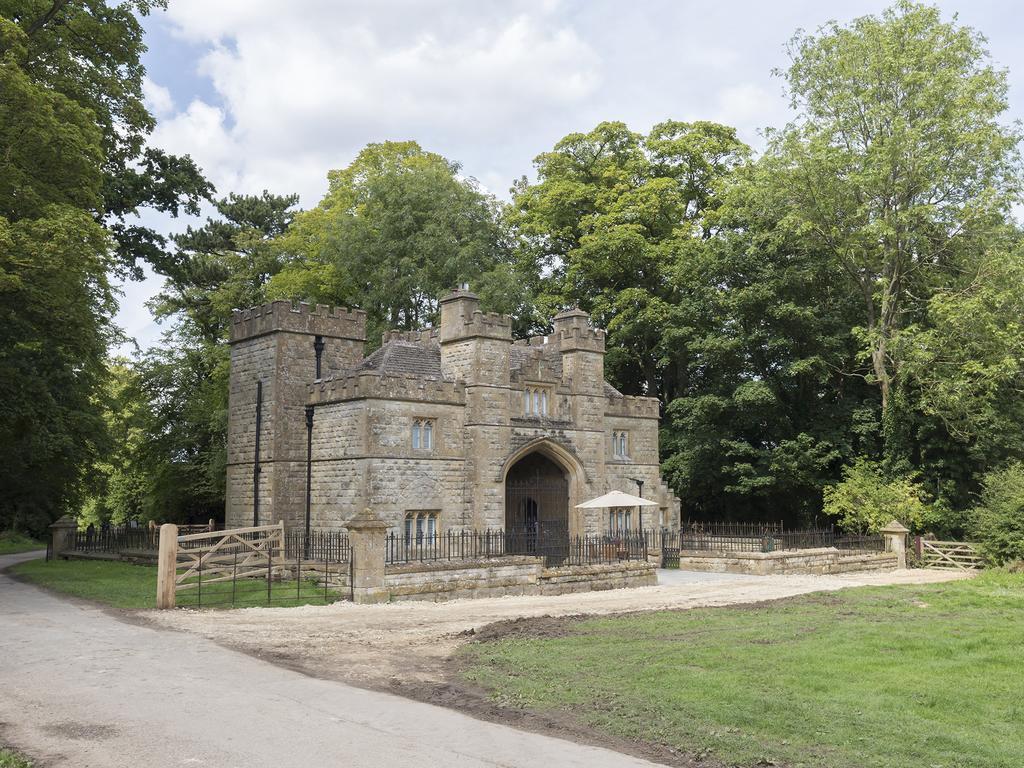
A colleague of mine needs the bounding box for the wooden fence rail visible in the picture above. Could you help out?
[920,539,983,571]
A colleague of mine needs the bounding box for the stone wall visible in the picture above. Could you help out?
[382,557,658,602]
[677,547,898,575]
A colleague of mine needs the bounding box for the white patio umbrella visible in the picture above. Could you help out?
[575,490,658,509]
[576,490,658,532]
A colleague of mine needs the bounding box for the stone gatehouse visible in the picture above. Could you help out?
[225,287,680,535]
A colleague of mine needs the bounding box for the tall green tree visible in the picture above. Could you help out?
[1,0,213,276]
[0,17,114,532]
[508,120,749,399]
[270,141,527,343]
[766,0,1020,437]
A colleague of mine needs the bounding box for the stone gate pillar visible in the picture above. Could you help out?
[48,515,77,559]
[881,519,910,569]
[347,508,389,604]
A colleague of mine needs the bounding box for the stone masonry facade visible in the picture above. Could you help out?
[226,288,681,535]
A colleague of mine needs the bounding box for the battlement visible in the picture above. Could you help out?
[551,307,605,353]
[231,301,366,343]
[438,288,512,343]
[555,324,606,352]
[308,371,466,406]
[604,394,660,419]
[381,328,439,346]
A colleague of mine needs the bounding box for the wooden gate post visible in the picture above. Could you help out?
[346,508,389,604]
[881,520,910,569]
[156,523,179,609]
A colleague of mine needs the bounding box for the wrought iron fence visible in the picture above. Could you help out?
[69,522,220,556]
[664,524,883,554]
[283,529,350,562]
[73,525,161,554]
[384,528,651,567]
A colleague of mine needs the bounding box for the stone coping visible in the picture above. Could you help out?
[385,556,542,575]
[677,547,886,560]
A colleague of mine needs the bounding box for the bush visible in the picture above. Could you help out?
[969,462,1024,566]
[823,458,935,533]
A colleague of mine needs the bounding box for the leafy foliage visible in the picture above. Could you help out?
[969,462,1024,565]
[270,141,528,344]
[823,458,936,533]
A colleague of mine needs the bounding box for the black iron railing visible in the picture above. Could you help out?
[384,528,651,567]
[665,523,884,554]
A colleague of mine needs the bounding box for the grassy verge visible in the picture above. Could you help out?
[9,558,342,610]
[0,748,33,768]
[0,531,45,555]
[461,572,1024,768]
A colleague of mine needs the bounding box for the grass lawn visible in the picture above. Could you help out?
[461,572,1024,768]
[0,748,32,768]
[9,558,342,610]
[0,531,45,555]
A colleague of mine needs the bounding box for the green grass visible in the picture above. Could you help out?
[0,531,45,555]
[461,572,1024,768]
[0,748,32,768]
[9,558,342,610]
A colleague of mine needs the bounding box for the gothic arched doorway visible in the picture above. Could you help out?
[504,452,569,556]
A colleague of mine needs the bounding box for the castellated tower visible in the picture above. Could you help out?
[226,301,366,529]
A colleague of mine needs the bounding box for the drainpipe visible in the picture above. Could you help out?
[304,405,315,557]
[253,380,263,527]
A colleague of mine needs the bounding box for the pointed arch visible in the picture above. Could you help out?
[498,437,588,485]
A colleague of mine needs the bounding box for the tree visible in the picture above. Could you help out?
[1,0,213,276]
[508,120,748,399]
[269,141,531,344]
[767,1,1020,437]
[0,18,115,533]
[98,193,303,525]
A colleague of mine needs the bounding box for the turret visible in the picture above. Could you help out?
[438,287,512,385]
[225,301,366,529]
[552,307,605,395]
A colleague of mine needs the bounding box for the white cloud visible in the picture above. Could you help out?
[141,75,174,118]
[152,0,600,205]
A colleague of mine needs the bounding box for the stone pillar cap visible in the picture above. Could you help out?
[49,515,77,527]
[346,508,389,530]
[880,520,910,534]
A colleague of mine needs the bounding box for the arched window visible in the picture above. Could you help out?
[523,387,552,417]
[412,419,435,450]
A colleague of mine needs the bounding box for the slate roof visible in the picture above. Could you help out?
[355,341,446,379]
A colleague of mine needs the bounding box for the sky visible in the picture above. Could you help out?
[117,0,1024,352]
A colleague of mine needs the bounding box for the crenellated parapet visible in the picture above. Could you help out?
[308,371,466,406]
[551,307,605,353]
[438,288,512,343]
[231,301,366,343]
[605,394,660,419]
[381,328,439,346]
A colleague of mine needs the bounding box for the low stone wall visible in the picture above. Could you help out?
[62,549,159,566]
[538,561,657,594]
[383,557,657,602]
[677,547,897,576]
[385,557,542,601]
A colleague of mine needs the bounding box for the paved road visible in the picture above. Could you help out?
[0,552,661,768]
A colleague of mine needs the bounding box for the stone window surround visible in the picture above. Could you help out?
[612,430,629,459]
[411,418,435,450]
[522,384,552,417]
[608,506,633,532]
[404,510,439,542]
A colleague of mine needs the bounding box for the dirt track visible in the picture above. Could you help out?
[146,568,967,690]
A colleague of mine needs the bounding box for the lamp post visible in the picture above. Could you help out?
[629,477,644,530]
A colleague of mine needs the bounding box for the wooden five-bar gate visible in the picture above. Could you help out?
[918,539,983,571]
